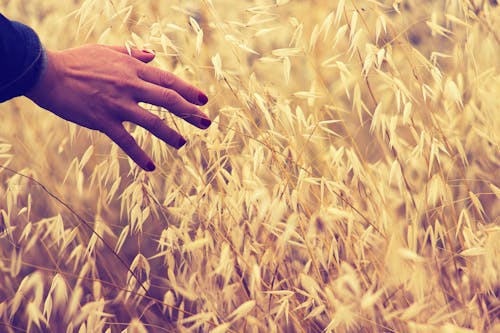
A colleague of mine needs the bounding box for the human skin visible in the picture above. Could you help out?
[25,44,211,172]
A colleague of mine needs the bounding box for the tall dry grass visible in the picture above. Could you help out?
[0,0,499,332]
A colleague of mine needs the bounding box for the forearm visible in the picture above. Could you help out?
[0,13,47,103]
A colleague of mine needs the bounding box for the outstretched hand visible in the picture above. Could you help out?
[25,44,211,171]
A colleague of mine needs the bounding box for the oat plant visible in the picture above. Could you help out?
[0,0,499,332]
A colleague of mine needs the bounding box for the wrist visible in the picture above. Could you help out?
[25,50,60,103]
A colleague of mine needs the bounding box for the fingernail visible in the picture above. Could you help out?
[200,118,211,129]
[178,137,187,148]
[145,161,156,172]
[142,49,155,55]
[198,93,208,105]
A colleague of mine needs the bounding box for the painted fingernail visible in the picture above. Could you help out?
[198,93,208,105]
[200,118,211,129]
[145,161,156,172]
[178,137,187,148]
[142,49,155,55]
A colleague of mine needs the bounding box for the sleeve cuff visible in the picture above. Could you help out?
[0,21,48,103]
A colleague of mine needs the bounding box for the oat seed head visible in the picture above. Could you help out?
[0,0,499,332]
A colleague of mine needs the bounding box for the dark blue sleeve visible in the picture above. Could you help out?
[0,13,48,103]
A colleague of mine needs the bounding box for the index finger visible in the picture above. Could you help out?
[137,65,208,106]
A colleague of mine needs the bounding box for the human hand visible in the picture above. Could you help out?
[25,44,211,171]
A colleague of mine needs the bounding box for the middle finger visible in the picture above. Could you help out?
[125,105,188,149]
[135,82,211,129]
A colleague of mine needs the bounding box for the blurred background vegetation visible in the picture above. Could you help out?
[0,1,499,332]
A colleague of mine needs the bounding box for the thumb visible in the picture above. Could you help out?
[101,45,156,63]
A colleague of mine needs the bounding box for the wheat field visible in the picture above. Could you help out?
[0,0,499,332]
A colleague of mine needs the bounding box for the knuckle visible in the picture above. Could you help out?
[111,79,130,92]
[159,71,176,87]
[162,90,181,108]
[123,54,138,66]
[136,65,148,79]
[144,116,164,133]
[186,86,198,100]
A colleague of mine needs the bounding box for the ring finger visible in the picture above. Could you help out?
[126,105,187,149]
